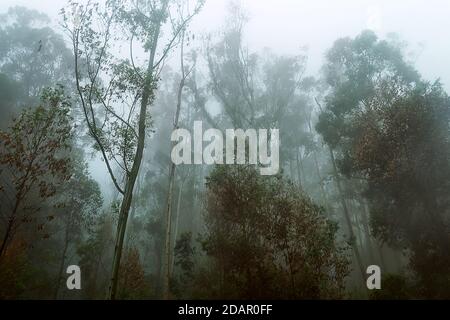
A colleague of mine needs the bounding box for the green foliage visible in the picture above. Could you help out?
[0,85,73,210]
[0,7,74,103]
[354,82,450,298]
[317,31,450,298]
[0,73,23,129]
[174,232,196,279]
[316,30,420,149]
[370,274,414,300]
[191,165,349,299]
[77,213,114,299]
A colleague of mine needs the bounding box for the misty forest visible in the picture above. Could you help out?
[0,0,449,300]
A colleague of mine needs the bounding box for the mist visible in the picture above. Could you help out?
[0,0,449,301]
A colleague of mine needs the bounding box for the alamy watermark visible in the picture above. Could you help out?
[171,121,280,175]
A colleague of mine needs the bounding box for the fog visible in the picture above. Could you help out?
[3,0,450,84]
[1,0,449,300]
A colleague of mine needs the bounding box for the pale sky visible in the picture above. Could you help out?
[2,0,450,88]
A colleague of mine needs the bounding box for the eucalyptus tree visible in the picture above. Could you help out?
[0,73,22,129]
[315,31,450,297]
[0,7,74,103]
[314,31,423,281]
[53,151,103,299]
[62,0,203,299]
[162,31,196,299]
[349,81,450,297]
[196,165,349,299]
[205,7,312,176]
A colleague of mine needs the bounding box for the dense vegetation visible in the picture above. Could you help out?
[0,2,449,300]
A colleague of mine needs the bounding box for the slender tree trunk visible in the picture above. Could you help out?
[289,159,296,185]
[124,176,141,251]
[91,253,102,298]
[162,33,188,299]
[106,1,176,298]
[375,241,387,272]
[360,198,387,270]
[307,118,331,214]
[54,224,70,300]
[109,177,135,299]
[0,192,22,260]
[352,200,371,271]
[358,199,376,264]
[329,147,366,282]
[0,216,15,260]
[350,201,364,254]
[109,29,161,299]
[171,177,185,275]
[296,150,303,189]
[163,163,176,299]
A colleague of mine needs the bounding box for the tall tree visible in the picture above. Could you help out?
[0,86,73,260]
[316,30,450,297]
[0,7,74,105]
[162,31,195,299]
[53,151,103,299]
[350,81,450,297]
[63,0,203,299]
[195,165,349,299]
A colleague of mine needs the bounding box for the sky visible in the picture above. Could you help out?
[2,0,450,87]
[2,0,450,196]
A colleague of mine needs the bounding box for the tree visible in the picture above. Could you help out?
[195,165,349,299]
[118,247,150,299]
[316,31,420,153]
[351,81,450,298]
[315,30,421,282]
[0,7,74,106]
[77,212,115,299]
[162,31,195,299]
[0,86,73,260]
[0,73,23,129]
[62,0,203,299]
[53,151,103,299]
[316,30,450,298]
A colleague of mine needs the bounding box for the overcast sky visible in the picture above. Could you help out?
[2,0,450,88]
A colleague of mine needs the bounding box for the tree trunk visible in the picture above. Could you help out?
[0,192,22,260]
[162,32,188,299]
[359,199,376,264]
[54,223,70,299]
[163,163,176,299]
[108,6,167,298]
[109,57,157,302]
[171,178,185,275]
[329,147,366,282]
[307,118,331,214]
[0,216,15,260]
[296,150,303,189]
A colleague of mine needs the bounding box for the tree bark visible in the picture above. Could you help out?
[162,33,189,299]
[171,177,185,275]
[295,150,303,189]
[0,190,22,260]
[163,163,176,299]
[54,221,70,300]
[109,21,162,299]
[307,117,331,214]
[0,216,15,260]
[329,147,366,282]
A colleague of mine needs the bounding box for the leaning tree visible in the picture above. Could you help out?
[62,0,203,299]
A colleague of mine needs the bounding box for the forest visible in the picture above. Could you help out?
[0,0,449,300]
